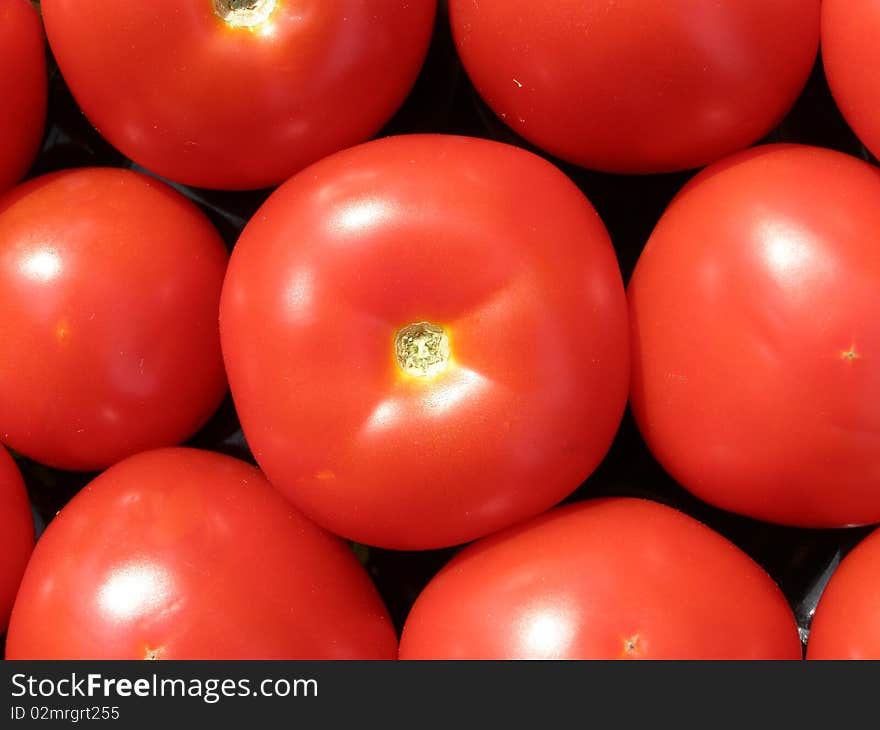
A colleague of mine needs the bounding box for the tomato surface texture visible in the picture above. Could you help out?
[0,0,47,193]
[0,168,229,471]
[6,448,397,659]
[629,144,880,527]
[449,0,819,174]
[220,134,629,550]
[399,498,802,659]
[822,0,880,162]
[0,447,34,633]
[41,0,436,190]
[807,527,880,659]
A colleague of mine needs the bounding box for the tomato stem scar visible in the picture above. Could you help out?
[212,0,277,28]
[394,322,450,378]
[841,348,859,361]
[623,634,640,654]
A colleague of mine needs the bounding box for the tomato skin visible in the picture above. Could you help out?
[220,134,629,550]
[628,144,880,527]
[0,168,229,471]
[399,498,801,659]
[449,0,819,174]
[0,0,47,193]
[0,447,34,634]
[6,448,397,659]
[822,0,880,162]
[41,0,436,190]
[807,528,880,660]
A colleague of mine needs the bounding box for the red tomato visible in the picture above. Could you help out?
[6,448,397,659]
[822,0,880,161]
[629,144,880,527]
[399,498,802,659]
[449,0,819,174]
[0,447,34,633]
[807,527,880,659]
[0,0,47,193]
[220,134,629,550]
[0,168,229,471]
[41,0,436,190]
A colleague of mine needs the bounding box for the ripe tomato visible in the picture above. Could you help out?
[629,144,880,527]
[0,168,228,471]
[220,134,629,550]
[822,0,880,161]
[41,0,436,190]
[399,498,802,659]
[6,448,397,659]
[0,447,33,633]
[0,0,47,193]
[807,527,880,659]
[449,0,819,174]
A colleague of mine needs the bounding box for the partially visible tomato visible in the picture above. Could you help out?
[6,448,397,659]
[822,0,880,161]
[449,0,819,174]
[629,144,880,527]
[399,498,801,659]
[807,527,880,659]
[220,134,629,550]
[0,447,33,634]
[41,0,436,190]
[0,0,47,193]
[0,168,229,471]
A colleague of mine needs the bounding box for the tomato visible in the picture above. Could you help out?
[822,0,880,161]
[6,448,397,659]
[220,134,629,550]
[449,0,819,174]
[0,0,47,193]
[0,168,229,471]
[807,527,880,659]
[0,447,34,633]
[41,0,436,190]
[629,144,880,527]
[399,497,801,659]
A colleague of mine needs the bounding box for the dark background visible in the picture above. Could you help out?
[6,3,877,653]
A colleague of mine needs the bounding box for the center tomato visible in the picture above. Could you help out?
[220,134,629,550]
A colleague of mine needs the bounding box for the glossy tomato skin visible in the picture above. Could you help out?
[822,0,880,161]
[0,0,47,193]
[220,134,629,550]
[629,144,880,527]
[0,168,229,471]
[0,447,34,633]
[807,527,880,659]
[41,0,436,190]
[6,448,397,659]
[449,0,819,174]
[399,498,802,659]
